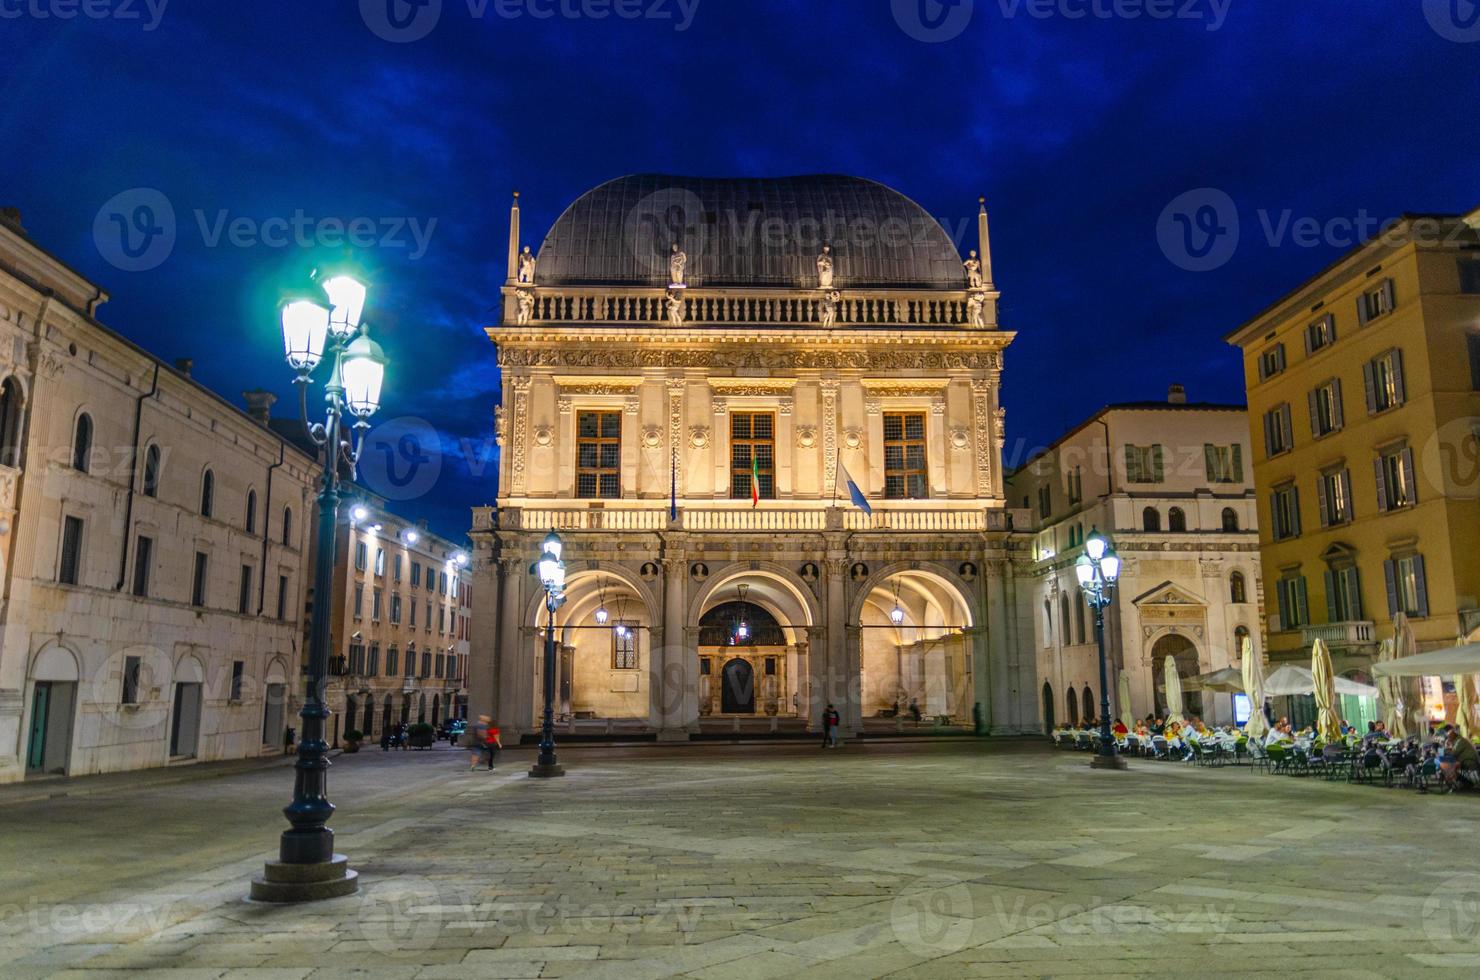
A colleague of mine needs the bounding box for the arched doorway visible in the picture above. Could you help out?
[1152,633,1203,719]
[1066,689,1079,726]
[854,568,974,723]
[26,644,79,776]
[1041,682,1055,733]
[720,659,756,713]
[432,694,441,726]
[345,695,359,735]
[382,694,394,733]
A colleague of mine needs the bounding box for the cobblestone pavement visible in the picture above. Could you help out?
[2,738,1479,978]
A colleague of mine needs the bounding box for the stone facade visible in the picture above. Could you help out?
[1005,391,1263,729]
[0,212,320,782]
[320,498,471,745]
[469,176,1039,739]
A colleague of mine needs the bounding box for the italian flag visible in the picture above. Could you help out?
[750,454,760,508]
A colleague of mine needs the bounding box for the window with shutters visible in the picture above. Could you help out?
[1364,350,1405,414]
[353,584,363,619]
[422,651,432,677]
[372,587,382,622]
[1305,314,1336,354]
[1357,278,1396,325]
[386,646,399,677]
[1037,485,1051,519]
[405,644,416,676]
[1277,574,1309,630]
[1375,444,1417,511]
[1204,444,1243,483]
[367,643,379,677]
[355,541,367,571]
[1387,554,1429,618]
[883,412,927,499]
[375,548,385,577]
[729,413,775,499]
[1263,404,1293,457]
[576,410,622,499]
[59,515,84,585]
[1124,444,1163,484]
[238,564,252,615]
[1258,343,1286,381]
[1309,379,1343,437]
[1317,467,1353,527]
[411,561,421,587]
[132,535,153,597]
[1325,563,1363,623]
[391,593,402,624]
[1271,483,1301,541]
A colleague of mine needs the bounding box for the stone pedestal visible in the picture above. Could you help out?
[656,729,691,742]
[249,854,358,903]
[1090,754,1128,771]
[529,762,566,778]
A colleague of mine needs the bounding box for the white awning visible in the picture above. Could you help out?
[1370,642,1480,678]
[1264,664,1378,698]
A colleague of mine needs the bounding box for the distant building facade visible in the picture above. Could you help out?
[1005,388,1263,728]
[322,497,470,744]
[0,211,320,782]
[470,175,1039,741]
[1226,209,1480,685]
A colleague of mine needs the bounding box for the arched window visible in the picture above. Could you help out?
[1230,571,1247,604]
[1042,682,1055,733]
[282,506,293,547]
[1066,690,1079,726]
[1142,507,1161,532]
[245,490,257,534]
[72,413,93,472]
[1059,594,1072,645]
[1168,507,1186,532]
[0,377,22,467]
[1081,685,1094,723]
[1075,592,1087,645]
[1043,598,1053,646]
[1222,507,1239,532]
[142,444,161,497]
[200,469,214,517]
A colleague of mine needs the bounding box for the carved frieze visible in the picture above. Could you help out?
[499,346,1005,372]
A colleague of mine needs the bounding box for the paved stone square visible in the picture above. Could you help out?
[2,739,1478,978]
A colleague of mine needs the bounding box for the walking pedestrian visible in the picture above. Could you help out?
[822,703,840,749]
[468,714,499,771]
[909,698,922,727]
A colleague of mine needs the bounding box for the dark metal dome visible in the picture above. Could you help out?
[535,174,967,290]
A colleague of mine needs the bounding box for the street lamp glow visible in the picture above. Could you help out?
[1076,527,1126,772]
[594,605,609,625]
[1075,553,1094,588]
[404,530,419,544]
[320,273,367,340]
[1084,528,1108,561]
[453,552,468,567]
[614,622,630,639]
[537,549,564,592]
[351,505,369,522]
[340,332,386,418]
[281,298,330,373]
[890,604,906,625]
[542,529,564,562]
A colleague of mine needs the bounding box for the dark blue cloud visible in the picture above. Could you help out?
[2,0,1476,535]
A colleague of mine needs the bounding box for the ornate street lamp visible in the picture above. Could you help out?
[1076,527,1126,771]
[251,270,386,902]
[594,578,610,626]
[531,529,566,777]
[890,581,906,626]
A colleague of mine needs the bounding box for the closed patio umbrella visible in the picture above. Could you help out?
[1163,655,1185,726]
[1456,671,1479,741]
[1311,637,1341,742]
[1374,638,1401,736]
[1241,635,1268,741]
[1118,669,1134,729]
[1395,612,1424,737]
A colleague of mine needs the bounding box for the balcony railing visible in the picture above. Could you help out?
[493,503,1022,534]
[1301,621,1376,648]
[500,285,993,329]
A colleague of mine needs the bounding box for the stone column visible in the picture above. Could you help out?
[984,556,1012,734]
[844,625,864,733]
[657,555,693,739]
[823,556,849,733]
[496,556,530,735]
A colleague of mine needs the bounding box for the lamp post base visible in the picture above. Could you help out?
[1090,754,1128,771]
[528,762,566,778]
[249,855,358,903]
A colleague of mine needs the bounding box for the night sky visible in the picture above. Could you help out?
[4,1,1477,538]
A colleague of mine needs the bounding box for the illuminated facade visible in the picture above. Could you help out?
[469,175,1039,738]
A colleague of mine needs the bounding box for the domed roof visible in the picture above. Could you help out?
[534,174,967,290]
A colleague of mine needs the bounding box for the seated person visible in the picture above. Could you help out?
[1112,719,1129,737]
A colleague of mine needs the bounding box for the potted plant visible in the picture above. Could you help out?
[407,722,436,749]
[343,730,363,753]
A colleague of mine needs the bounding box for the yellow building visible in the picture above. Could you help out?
[1226,208,1480,683]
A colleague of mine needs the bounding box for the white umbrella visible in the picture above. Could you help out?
[1188,667,1244,693]
[1370,642,1480,677]
[1163,656,1185,725]
[1311,638,1341,743]
[1117,669,1134,729]
[1263,664,1378,698]
[1241,635,1268,740]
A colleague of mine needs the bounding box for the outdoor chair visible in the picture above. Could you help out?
[1150,735,1170,760]
[1247,740,1270,773]
[1322,744,1351,782]
[1264,743,1289,774]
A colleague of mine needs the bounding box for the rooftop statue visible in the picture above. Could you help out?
[518,246,536,284]
[964,250,983,290]
[817,245,834,289]
[669,244,687,288]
